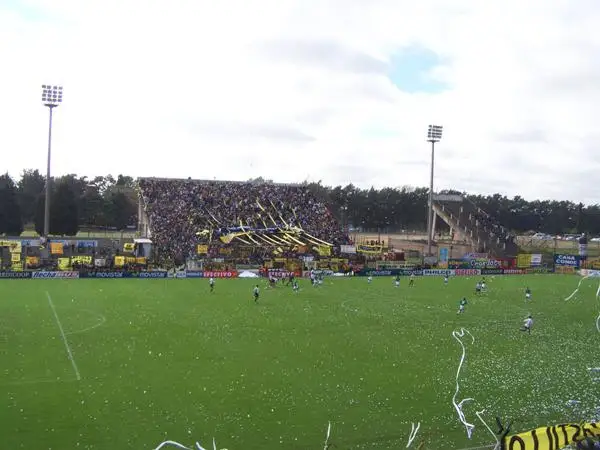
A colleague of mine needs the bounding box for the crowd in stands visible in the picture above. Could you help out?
[471,206,516,245]
[139,178,349,263]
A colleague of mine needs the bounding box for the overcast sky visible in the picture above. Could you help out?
[2,0,600,204]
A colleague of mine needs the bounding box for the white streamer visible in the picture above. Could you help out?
[153,438,218,450]
[452,328,476,439]
[475,410,500,450]
[406,422,421,448]
[596,280,600,333]
[323,421,332,450]
[564,275,590,301]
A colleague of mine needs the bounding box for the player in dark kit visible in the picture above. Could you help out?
[286,272,295,286]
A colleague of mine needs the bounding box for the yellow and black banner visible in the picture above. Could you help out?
[503,422,600,449]
[123,242,135,252]
[58,258,71,271]
[50,242,63,255]
[517,254,532,268]
[197,245,208,255]
[0,240,22,253]
[114,256,125,267]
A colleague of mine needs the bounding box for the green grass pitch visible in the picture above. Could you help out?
[1,275,599,449]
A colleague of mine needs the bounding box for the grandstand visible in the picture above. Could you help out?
[137,178,348,264]
[432,194,520,257]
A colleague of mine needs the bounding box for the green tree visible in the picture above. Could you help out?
[107,192,136,231]
[0,173,24,235]
[17,169,45,225]
[50,182,79,236]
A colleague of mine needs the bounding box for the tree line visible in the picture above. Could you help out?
[0,170,137,236]
[0,172,598,237]
[306,182,600,236]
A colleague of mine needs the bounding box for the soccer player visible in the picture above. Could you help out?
[394,274,400,288]
[209,277,215,293]
[525,287,532,301]
[253,285,260,303]
[444,275,449,285]
[408,274,415,287]
[475,281,482,295]
[457,297,467,314]
[286,272,295,286]
[292,280,299,293]
[520,315,533,334]
[367,275,373,284]
[481,278,487,291]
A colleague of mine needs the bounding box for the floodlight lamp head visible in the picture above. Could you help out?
[427,124,443,142]
[41,84,63,107]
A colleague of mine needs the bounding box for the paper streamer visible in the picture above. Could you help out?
[475,410,500,450]
[153,439,217,450]
[596,280,600,333]
[323,421,332,449]
[406,422,421,448]
[564,275,590,301]
[452,328,476,439]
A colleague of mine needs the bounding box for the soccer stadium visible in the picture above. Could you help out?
[3,4,600,450]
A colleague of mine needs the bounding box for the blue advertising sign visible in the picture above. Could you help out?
[554,254,580,267]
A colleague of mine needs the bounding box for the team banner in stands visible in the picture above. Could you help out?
[340,245,356,254]
[196,245,208,254]
[315,245,331,256]
[58,258,71,270]
[50,242,63,255]
[26,256,39,266]
[356,244,383,254]
[0,239,22,252]
[517,254,532,268]
[123,243,135,252]
[501,422,600,450]
[114,256,125,267]
[11,252,21,262]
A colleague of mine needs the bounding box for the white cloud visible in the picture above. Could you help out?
[1,0,600,204]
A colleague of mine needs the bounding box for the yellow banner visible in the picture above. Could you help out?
[12,262,23,271]
[125,256,137,264]
[58,258,71,270]
[50,242,63,255]
[517,253,532,268]
[503,422,600,449]
[136,257,147,265]
[72,256,92,265]
[0,240,22,253]
[114,256,125,267]
[316,246,331,256]
[123,242,135,252]
[26,256,39,266]
[197,245,208,254]
[11,252,21,262]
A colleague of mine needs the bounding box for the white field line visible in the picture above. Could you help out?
[65,310,106,336]
[46,292,81,381]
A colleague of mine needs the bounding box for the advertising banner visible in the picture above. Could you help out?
[136,271,168,278]
[504,269,525,275]
[455,269,482,276]
[0,271,32,278]
[523,267,554,274]
[555,266,576,274]
[201,271,237,278]
[423,269,456,276]
[185,271,203,278]
[481,268,503,275]
[80,271,128,278]
[32,271,79,279]
[554,254,580,267]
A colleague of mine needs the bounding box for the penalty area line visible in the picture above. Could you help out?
[46,291,81,381]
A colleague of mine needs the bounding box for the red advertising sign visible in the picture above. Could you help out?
[203,271,238,278]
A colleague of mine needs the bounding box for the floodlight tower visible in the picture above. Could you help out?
[41,85,63,237]
[426,124,443,257]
